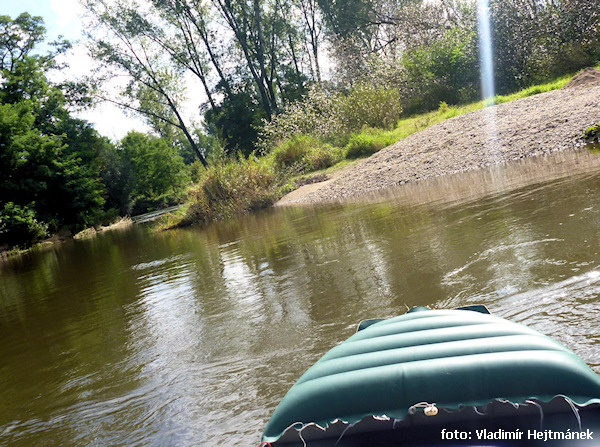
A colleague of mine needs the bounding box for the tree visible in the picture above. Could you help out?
[84,0,209,166]
[489,0,600,93]
[400,26,479,113]
[0,13,107,242]
[0,13,46,71]
[204,87,266,156]
[296,0,324,83]
[85,0,322,155]
[318,0,474,89]
[119,131,189,212]
[0,202,48,248]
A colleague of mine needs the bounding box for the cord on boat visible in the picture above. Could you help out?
[564,397,582,431]
[526,399,544,430]
[335,421,360,445]
[408,402,438,416]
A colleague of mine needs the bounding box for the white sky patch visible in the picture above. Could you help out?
[49,0,149,140]
[50,0,85,35]
[0,0,153,141]
[78,102,150,141]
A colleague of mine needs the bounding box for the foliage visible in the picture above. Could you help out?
[260,84,402,149]
[401,27,480,113]
[321,0,599,113]
[119,131,190,213]
[84,0,322,156]
[0,100,106,233]
[584,123,600,142]
[341,84,403,130]
[0,14,110,241]
[489,0,600,93]
[203,89,266,157]
[345,131,396,158]
[83,0,209,166]
[259,87,344,147]
[269,135,343,173]
[182,157,277,225]
[0,202,48,248]
[96,142,135,215]
[0,14,190,250]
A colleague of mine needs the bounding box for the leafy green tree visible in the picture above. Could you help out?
[84,0,319,156]
[0,101,66,213]
[490,0,600,93]
[0,13,46,71]
[204,89,267,157]
[119,131,189,212]
[0,13,107,244]
[97,142,135,215]
[401,26,479,113]
[83,0,209,166]
[0,202,48,248]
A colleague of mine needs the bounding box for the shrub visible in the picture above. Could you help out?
[305,145,343,171]
[400,27,479,114]
[271,135,314,169]
[345,131,396,158]
[584,123,600,142]
[269,135,343,174]
[0,202,48,248]
[259,85,403,150]
[258,87,344,150]
[182,157,277,225]
[341,84,403,131]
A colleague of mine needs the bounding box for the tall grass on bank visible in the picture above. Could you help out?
[179,157,277,226]
[271,135,345,173]
[173,136,345,227]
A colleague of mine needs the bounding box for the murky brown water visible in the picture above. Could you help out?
[2,148,600,446]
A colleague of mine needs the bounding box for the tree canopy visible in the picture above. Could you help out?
[0,13,193,249]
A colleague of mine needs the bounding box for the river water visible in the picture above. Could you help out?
[2,148,600,446]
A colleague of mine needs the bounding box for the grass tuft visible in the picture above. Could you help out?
[180,157,278,226]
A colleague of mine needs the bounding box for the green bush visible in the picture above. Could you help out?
[269,135,343,173]
[401,27,479,114]
[0,202,48,248]
[341,84,403,131]
[345,132,396,158]
[490,0,600,93]
[182,157,277,225]
[259,85,403,149]
[584,123,600,142]
[305,145,343,171]
[271,135,314,169]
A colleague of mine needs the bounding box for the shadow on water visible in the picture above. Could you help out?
[1,148,600,445]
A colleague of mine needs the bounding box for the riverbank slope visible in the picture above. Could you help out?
[277,70,600,205]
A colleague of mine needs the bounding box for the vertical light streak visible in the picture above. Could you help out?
[477,0,495,104]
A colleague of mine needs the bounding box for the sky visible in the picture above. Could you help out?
[1,0,148,140]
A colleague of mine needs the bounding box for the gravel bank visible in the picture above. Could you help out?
[277,71,600,205]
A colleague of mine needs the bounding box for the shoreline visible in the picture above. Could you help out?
[0,217,133,261]
[275,78,600,206]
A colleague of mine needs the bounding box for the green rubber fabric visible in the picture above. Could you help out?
[262,308,600,443]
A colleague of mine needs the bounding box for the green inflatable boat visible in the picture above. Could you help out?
[261,306,600,446]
